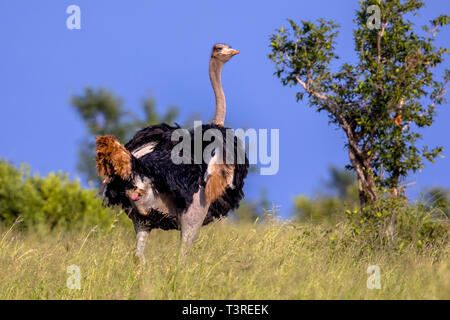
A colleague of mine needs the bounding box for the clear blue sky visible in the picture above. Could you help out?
[1,0,449,217]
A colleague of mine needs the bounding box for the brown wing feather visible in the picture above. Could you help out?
[95,135,132,180]
[205,164,234,203]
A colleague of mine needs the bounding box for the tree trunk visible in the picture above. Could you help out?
[347,147,378,208]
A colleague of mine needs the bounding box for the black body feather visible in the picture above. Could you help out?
[103,123,249,231]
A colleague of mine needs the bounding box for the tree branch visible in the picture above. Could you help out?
[295,75,328,101]
[377,22,388,64]
[295,74,364,157]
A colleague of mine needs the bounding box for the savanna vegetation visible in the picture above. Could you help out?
[0,220,448,299]
[0,0,449,300]
[0,160,448,299]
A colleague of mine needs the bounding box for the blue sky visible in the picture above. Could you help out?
[0,0,449,217]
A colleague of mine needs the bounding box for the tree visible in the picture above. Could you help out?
[294,166,359,223]
[269,0,449,207]
[71,88,179,185]
[422,187,450,219]
[325,166,357,199]
[233,189,270,223]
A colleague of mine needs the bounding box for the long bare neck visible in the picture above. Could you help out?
[209,57,225,126]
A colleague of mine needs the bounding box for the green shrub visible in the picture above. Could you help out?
[345,195,448,253]
[0,160,128,231]
[422,187,450,219]
[293,167,360,224]
[294,195,349,224]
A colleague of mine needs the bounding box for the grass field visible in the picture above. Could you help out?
[0,219,448,300]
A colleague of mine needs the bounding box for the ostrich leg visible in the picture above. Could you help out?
[180,187,210,256]
[131,210,152,264]
[135,230,150,264]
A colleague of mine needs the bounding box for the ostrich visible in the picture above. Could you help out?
[95,43,248,263]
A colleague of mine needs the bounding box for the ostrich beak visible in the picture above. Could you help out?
[229,49,240,55]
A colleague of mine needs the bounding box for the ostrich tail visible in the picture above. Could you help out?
[95,135,132,180]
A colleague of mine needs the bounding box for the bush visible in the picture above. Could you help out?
[294,195,349,224]
[422,187,450,219]
[293,167,360,224]
[293,186,448,253]
[345,195,448,253]
[0,160,128,231]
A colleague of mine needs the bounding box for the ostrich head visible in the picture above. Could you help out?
[211,43,240,62]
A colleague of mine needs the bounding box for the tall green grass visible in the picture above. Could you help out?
[1,219,448,299]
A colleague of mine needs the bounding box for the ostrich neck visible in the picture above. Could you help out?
[209,58,225,126]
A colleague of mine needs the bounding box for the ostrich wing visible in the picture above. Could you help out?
[125,124,204,211]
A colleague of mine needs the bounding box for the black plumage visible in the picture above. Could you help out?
[103,123,249,230]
